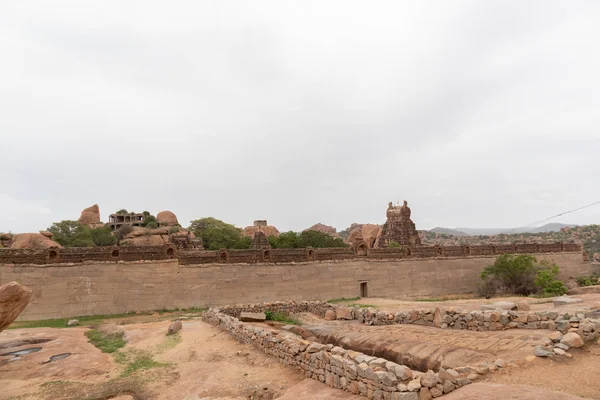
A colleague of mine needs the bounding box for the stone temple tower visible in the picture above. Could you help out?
[377,200,421,247]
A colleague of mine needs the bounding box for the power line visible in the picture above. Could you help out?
[508,200,600,233]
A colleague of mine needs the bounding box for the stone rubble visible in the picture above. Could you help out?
[203,304,480,399]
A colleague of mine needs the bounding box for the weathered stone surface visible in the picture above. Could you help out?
[553,348,567,356]
[0,282,33,332]
[554,343,569,351]
[156,210,179,226]
[548,331,563,342]
[67,319,79,326]
[335,307,353,320]
[534,346,553,357]
[243,221,280,239]
[553,295,583,306]
[420,370,437,388]
[407,379,422,392]
[239,312,266,322]
[10,233,62,249]
[324,310,337,321]
[167,320,182,335]
[516,300,530,311]
[378,201,421,247]
[560,332,584,348]
[417,387,432,400]
[304,223,339,238]
[78,204,101,225]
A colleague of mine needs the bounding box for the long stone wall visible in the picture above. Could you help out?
[0,242,584,266]
[0,251,593,321]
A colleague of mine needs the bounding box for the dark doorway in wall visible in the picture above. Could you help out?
[48,250,58,261]
[356,244,368,256]
[220,251,228,262]
[263,250,271,262]
[166,247,175,258]
[360,281,368,298]
[308,249,315,261]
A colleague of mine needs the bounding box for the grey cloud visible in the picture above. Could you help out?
[1,1,599,234]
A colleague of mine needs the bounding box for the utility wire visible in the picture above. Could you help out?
[507,200,600,233]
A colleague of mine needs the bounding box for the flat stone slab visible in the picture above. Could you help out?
[239,312,266,322]
[480,302,516,311]
[553,295,583,307]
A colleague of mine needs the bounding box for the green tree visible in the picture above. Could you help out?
[535,261,568,296]
[115,209,129,214]
[89,226,118,246]
[188,217,251,250]
[269,230,348,249]
[48,221,118,247]
[48,220,94,247]
[480,254,538,296]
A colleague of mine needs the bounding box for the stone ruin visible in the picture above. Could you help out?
[243,220,280,240]
[251,231,271,249]
[378,200,421,248]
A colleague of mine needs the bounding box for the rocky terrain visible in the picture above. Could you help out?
[420,224,600,261]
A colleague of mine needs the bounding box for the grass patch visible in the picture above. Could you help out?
[85,329,126,353]
[156,332,181,353]
[327,297,361,304]
[414,298,443,302]
[265,310,301,325]
[118,350,169,378]
[9,306,208,330]
[10,312,141,329]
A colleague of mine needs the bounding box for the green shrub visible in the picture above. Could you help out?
[481,254,538,296]
[535,261,568,296]
[169,226,181,234]
[115,225,134,241]
[388,241,402,248]
[576,273,600,287]
[145,221,158,229]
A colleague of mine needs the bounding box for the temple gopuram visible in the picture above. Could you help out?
[377,200,421,247]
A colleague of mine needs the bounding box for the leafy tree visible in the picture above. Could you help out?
[90,226,118,246]
[116,209,129,214]
[188,217,251,250]
[481,254,538,296]
[269,230,348,249]
[115,225,134,241]
[48,221,117,247]
[535,261,568,295]
[141,214,157,227]
[48,220,94,247]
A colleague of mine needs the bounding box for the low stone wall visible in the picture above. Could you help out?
[355,307,599,342]
[217,300,332,318]
[203,306,476,399]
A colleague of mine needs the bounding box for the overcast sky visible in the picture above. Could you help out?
[1,1,599,233]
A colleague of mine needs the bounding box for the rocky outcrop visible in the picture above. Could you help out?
[243,220,280,239]
[305,223,339,238]
[348,224,382,248]
[120,227,169,246]
[157,210,179,226]
[10,233,62,249]
[0,233,12,247]
[78,204,101,226]
[0,281,33,332]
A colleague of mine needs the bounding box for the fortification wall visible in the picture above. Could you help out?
[0,242,584,266]
[1,252,592,321]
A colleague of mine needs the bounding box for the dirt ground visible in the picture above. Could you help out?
[342,293,600,313]
[0,319,359,400]
[2,291,600,399]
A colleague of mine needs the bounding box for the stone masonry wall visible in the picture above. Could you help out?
[203,307,475,399]
[0,242,585,266]
[355,308,599,342]
[1,252,594,321]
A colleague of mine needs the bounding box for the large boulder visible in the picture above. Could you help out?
[304,223,339,238]
[243,224,280,239]
[347,224,382,248]
[157,210,179,226]
[10,233,62,249]
[0,282,33,332]
[78,204,101,225]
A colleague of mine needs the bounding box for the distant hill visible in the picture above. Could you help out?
[452,223,577,236]
[429,227,469,236]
